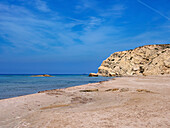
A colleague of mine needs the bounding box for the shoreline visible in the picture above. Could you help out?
[2,74,167,101]
[0,75,112,101]
[0,74,168,101]
[0,75,170,127]
[1,74,169,101]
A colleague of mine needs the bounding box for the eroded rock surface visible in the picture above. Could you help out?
[98,44,170,76]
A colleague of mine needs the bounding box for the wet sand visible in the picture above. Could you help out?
[0,75,170,128]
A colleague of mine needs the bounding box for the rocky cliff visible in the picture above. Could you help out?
[98,44,170,76]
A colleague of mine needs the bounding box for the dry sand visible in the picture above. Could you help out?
[0,75,170,128]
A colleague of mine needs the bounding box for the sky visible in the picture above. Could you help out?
[0,0,170,74]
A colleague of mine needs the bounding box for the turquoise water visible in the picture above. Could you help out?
[0,74,110,100]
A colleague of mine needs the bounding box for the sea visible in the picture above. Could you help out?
[0,74,110,100]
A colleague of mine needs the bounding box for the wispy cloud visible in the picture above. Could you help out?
[0,3,73,53]
[75,0,97,12]
[0,2,114,55]
[137,0,170,20]
[84,17,104,30]
[98,4,126,18]
[75,0,126,18]
[66,16,103,30]
[35,0,51,12]
[0,0,169,57]
[0,3,34,17]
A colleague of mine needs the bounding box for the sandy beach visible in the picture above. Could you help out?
[0,75,170,128]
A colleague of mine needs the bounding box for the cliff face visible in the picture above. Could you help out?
[98,44,170,76]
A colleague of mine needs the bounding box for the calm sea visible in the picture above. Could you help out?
[0,74,110,100]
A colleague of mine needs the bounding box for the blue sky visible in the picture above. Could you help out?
[0,0,169,74]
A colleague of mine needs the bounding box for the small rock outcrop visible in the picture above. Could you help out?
[98,44,170,76]
[89,73,98,77]
[31,74,53,77]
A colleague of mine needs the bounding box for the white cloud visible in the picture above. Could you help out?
[74,0,126,18]
[0,2,122,57]
[75,0,96,11]
[0,1,169,58]
[0,3,34,17]
[0,3,73,53]
[35,0,51,12]
[84,17,104,30]
[100,4,126,17]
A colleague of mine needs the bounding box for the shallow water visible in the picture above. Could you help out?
[0,74,110,100]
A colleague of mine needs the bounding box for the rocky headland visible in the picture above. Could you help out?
[97,44,170,76]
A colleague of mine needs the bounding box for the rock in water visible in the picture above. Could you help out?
[98,44,170,76]
[89,73,98,77]
[31,74,53,77]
